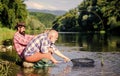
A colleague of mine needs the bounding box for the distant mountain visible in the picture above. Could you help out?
[28,9,67,16]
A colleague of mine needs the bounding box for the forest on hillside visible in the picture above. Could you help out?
[29,12,56,28]
[52,0,120,34]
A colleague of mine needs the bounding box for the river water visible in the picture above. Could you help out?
[1,32,120,76]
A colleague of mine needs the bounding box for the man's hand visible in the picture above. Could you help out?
[64,57,71,62]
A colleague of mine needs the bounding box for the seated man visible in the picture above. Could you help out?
[23,30,70,64]
[13,22,35,59]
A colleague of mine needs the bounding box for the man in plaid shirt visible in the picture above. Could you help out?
[13,22,35,59]
[23,30,70,64]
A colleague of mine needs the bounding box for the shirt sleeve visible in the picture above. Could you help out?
[50,43,59,52]
[26,34,35,41]
[14,33,33,46]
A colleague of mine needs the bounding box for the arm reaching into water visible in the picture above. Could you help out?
[54,50,71,62]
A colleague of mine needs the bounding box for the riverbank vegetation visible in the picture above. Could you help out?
[0,27,15,44]
[52,0,120,34]
[0,51,21,76]
[0,0,119,33]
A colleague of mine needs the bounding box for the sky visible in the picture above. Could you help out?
[24,0,83,11]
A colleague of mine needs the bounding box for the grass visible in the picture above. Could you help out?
[0,27,15,45]
[0,27,21,76]
[0,50,22,76]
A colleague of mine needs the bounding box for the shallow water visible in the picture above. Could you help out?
[15,46,120,76]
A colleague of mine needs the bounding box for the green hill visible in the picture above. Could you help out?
[28,9,66,16]
[29,12,56,28]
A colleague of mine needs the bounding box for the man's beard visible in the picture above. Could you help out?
[19,31,25,36]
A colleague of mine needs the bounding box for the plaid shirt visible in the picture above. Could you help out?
[13,32,34,58]
[24,33,58,57]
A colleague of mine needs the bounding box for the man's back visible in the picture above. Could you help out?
[23,33,49,57]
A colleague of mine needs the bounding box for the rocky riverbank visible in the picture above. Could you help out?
[0,45,13,52]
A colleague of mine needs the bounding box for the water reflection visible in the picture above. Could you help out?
[57,32,120,52]
[17,67,50,76]
[16,63,72,76]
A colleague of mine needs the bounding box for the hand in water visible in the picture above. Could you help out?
[64,57,71,62]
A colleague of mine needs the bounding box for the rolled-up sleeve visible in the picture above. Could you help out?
[50,44,59,52]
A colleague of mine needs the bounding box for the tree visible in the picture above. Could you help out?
[97,0,120,31]
[0,0,28,29]
[53,0,120,32]
[78,0,103,32]
[52,9,79,31]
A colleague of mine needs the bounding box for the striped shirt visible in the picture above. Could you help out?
[23,33,58,57]
[13,32,34,58]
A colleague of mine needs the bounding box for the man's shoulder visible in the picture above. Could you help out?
[14,32,25,38]
[33,33,47,41]
[14,31,21,35]
[14,32,18,37]
[37,33,47,37]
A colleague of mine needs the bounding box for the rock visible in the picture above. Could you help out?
[0,45,13,52]
[0,45,7,52]
[23,61,34,68]
[6,45,12,51]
